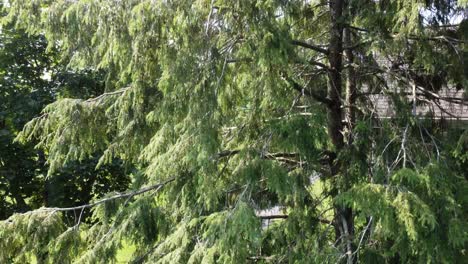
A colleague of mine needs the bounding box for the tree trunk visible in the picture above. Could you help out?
[327,0,344,151]
[327,1,355,263]
[344,24,359,264]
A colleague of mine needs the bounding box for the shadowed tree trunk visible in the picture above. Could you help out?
[327,1,355,263]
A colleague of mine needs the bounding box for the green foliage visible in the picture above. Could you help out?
[0,11,132,262]
[0,0,467,263]
[0,211,68,263]
[337,165,467,262]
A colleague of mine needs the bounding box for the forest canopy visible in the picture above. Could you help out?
[0,0,467,263]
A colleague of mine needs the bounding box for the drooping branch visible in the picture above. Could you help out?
[17,87,131,140]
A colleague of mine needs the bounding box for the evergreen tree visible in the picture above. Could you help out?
[1,0,467,263]
[0,11,130,223]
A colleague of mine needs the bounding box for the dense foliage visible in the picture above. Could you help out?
[0,14,130,222]
[1,0,467,263]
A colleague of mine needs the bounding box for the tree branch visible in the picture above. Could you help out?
[247,255,276,262]
[258,214,333,225]
[86,86,131,103]
[215,149,305,167]
[225,58,253,64]
[288,77,332,105]
[258,214,288,220]
[291,39,329,55]
[18,177,176,215]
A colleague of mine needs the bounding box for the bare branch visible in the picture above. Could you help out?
[18,177,176,215]
[86,86,131,103]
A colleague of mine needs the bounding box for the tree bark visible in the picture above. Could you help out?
[327,1,355,263]
[344,26,356,144]
[343,24,358,264]
[327,0,345,151]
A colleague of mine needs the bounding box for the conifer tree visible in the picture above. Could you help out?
[0,11,131,223]
[1,0,467,263]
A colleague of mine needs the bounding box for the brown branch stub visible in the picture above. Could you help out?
[257,213,333,225]
[258,214,288,220]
